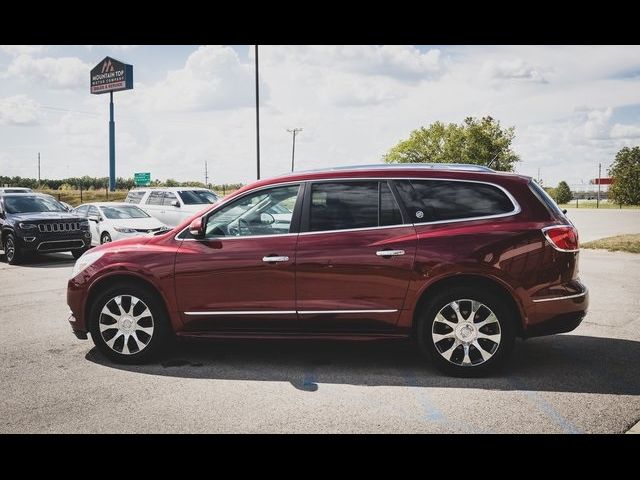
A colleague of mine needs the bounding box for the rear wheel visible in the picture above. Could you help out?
[89,283,172,364]
[417,286,516,377]
[4,233,22,265]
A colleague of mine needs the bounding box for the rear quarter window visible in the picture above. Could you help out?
[395,179,516,222]
[125,191,146,204]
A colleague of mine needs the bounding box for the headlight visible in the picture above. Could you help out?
[114,227,137,233]
[71,250,104,278]
[19,222,37,230]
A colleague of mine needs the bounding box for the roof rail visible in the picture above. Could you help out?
[294,163,495,174]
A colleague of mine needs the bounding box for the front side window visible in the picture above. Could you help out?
[308,181,404,232]
[178,190,219,205]
[75,205,89,217]
[204,184,300,238]
[88,206,100,218]
[146,191,164,205]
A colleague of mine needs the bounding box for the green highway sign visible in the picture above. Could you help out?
[134,172,151,186]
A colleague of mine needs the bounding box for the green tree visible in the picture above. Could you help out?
[165,178,180,187]
[554,181,572,204]
[384,116,520,171]
[608,146,640,205]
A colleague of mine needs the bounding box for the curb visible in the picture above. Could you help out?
[626,420,640,434]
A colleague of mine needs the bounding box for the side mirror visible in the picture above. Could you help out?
[88,215,100,223]
[171,200,180,208]
[189,217,205,239]
[260,212,275,225]
[562,209,568,214]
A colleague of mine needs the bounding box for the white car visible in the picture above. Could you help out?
[124,187,220,227]
[73,202,170,245]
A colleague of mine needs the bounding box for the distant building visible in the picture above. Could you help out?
[569,177,613,200]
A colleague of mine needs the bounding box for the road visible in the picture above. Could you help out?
[564,208,640,242]
[1,248,639,433]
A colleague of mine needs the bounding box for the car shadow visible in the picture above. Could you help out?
[85,334,640,395]
[1,252,76,268]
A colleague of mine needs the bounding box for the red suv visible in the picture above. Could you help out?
[67,164,588,376]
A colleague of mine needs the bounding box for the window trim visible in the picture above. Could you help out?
[174,177,521,240]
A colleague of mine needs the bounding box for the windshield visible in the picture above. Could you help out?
[178,190,219,205]
[4,196,67,214]
[101,205,150,219]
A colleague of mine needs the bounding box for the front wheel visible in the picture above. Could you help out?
[4,233,22,265]
[89,283,172,364]
[417,286,516,377]
[100,232,112,244]
[71,248,88,259]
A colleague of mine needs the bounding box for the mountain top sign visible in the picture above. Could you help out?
[90,56,133,95]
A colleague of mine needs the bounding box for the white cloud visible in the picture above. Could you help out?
[137,45,259,112]
[261,45,444,81]
[6,54,90,89]
[482,58,548,83]
[610,123,640,139]
[0,94,40,125]
[0,45,47,56]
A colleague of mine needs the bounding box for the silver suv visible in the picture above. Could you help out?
[124,187,220,227]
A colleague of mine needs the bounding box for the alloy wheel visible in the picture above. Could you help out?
[431,299,501,367]
[99,295,154,355]
[5,237,15,262]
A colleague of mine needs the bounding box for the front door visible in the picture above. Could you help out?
[174,183,302,332]
[295,180,417,332]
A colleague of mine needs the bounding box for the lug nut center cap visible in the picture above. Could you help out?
[121,317,134,331]
[455,322,476,342]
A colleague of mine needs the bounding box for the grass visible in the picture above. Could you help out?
[36,188,232,207]
[37,189,128,207]
[559,201,640,209]
[582,234,640,254]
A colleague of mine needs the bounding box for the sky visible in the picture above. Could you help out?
[1,44,640,187]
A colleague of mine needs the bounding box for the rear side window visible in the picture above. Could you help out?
[125,191,145,204]
[162,192,179,206]
[308,181,404,232]
[146,191,164,205]
[395,179,515,222]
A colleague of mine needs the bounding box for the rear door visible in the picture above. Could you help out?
[295,180,417,332]
[143,191,166,223]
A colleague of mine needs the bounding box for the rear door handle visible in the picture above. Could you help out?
[376,249,405,257]
[262,255,289,263]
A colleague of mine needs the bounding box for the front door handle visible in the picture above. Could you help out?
[376,249,405,257]
[262,255,289,263]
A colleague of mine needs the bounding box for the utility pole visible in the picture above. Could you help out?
[287,128,303,172]
[255,45,260,180]
[597,162,601,208]
[205,160,209,187]
[37,152,41,185]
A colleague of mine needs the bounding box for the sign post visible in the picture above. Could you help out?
[90,56,133,191]
[134,172,151,186]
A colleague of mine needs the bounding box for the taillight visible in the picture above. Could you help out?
[542,225,579,252]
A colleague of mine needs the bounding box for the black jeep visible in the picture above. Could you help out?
[0,193,91,264]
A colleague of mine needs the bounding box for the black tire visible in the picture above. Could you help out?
[71,248,87,260]
[416,286,516,377]
[100,232,112,244]
[4,233,22,265]
[89,282,172,364]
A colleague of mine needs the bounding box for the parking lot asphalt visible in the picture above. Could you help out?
[1,247,639,433]
[564,208,640,242]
